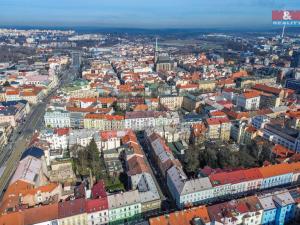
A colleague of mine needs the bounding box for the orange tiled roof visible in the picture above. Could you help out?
[98,97,116,104]
[6,90,20,95]
[217,78,235,86]
[224,110,249,120]
[210,111,227,117]
[192,122,207,137]
[286,110,300,119]
[252,84,281,95]
[66,106,98,113]
[231,70,248,79]
[0,181,59,214]
[85,114,124,121]
[24,203,58,225]
[205,117,230,126]
[133,104,148,111]
[176,83,198,89]
[147,98,159,103]
[272,144,294,158]
[0,211,24,225]
[149,205,210,225]
[127,155,149,176]
[245,125,257,133]
[258,163,297,178]
[21,91,37,97]
[242,91,261,99]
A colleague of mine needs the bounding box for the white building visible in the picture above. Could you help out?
[69,129,97,148]
[39,128,70,150]
[44,108,70,128]
[108,190,142,224]
[236,92,260,110]
[167,166,213,209]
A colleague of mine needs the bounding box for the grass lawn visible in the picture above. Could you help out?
[104,176,125,192]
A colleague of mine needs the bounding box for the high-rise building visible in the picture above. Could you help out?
[72,52,81,68]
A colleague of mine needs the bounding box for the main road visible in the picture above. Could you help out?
[0,66,75,197]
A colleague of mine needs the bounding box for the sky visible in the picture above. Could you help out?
[0,0,299,29]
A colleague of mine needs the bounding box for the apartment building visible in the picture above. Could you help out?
[205,117,231,141]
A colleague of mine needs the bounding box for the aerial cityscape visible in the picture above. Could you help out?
[0,1,300,225]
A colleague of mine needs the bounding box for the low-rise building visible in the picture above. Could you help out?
[58,198,87,225]
[108,190,142,224]
[39,128,70,150]
[236,91,261,111]
[44,108,71,128]
[149,205,211,225]
[83,114,124,130]
[167,165,213,208]
[125,111,179,131]
[259,163,294,189]
[261,123,300,152]
[205,117,231,141]
[207,196,263,225]
[86,198,109,225]
[159,95,183,110]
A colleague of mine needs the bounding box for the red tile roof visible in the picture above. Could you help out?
[54,128,70,136]
[242,91,261,99]
[23,203,58,225]
[205,117,230,126]
[85,114,124,120]
[127,155,149,176]
[176,83,198,89]
[209,170,247,186]
[192,122,207,137]
[286,110,300,119]
[258,163,296,178]
[66,106,97,113]
[86,198,108,213]
[149,205,210,225]
[272,144,295,158]
[58,199,86,218]
[231,70,248,79]
[133,104,148,111]
[209,111,227,118]
[224,110,249,120]
[252,84,281,95]
[243,168,263,180]
[91,180,107,199]
[0,211,24,225]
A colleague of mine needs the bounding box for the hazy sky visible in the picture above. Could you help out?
[0,0,299,28]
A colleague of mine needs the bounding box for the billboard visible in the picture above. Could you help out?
[272,10,300,26]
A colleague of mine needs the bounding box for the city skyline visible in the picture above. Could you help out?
[1,0,299,28]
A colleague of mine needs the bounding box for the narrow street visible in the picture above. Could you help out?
[136,132,178,213]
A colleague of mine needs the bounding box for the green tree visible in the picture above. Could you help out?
[87,138,103,179]
[184,148,200,174]
[77,149,89,175]
[3,81,10,87]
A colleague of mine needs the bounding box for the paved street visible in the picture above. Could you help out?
[0,102,47,197]
[0,67,75,198]
[137,133,166,198]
